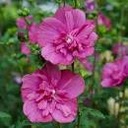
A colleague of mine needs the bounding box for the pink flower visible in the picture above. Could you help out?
[16,16,35,40]
[21,63,85,123]
[28,23,39,43]
[101,56,128,87]
[16,16,33,30]
[21,42,31,55]
[85,0,97,13]
[16,18,27,29]
[37,6,98,65]
[112,43,128,56]
[98,12,111,30]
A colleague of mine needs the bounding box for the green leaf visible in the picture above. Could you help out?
[79,107,105,128]
[82,107,105,119]
[80,116,96,128]
[0,111,11,119]
[0,111,11,126]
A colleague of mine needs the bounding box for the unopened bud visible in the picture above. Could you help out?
[18,8,30,17]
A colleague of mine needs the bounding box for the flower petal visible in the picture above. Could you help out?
[21,74,42,101]
[101,79,113,87]
[54,6,72,24]
[45,62,61,85]
[76,47,94,58]
[22,74,41,90]
[37,17,66,47]
[41,44,73,65]
[72,9,86,28]
[55,6,86,31]
[77,22,96,40]
[58,70,85,98]
[52,99,77,123]
[23,100,53,122]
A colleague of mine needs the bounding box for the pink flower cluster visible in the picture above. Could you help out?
[16,16,38,55]
[18,6,96,123]
[17,3,127,124]
[21,63,85,123]
[101,56,128,87]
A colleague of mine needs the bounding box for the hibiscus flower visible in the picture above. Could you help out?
[101,56,128,87]
[21,63,85,123]
[37,6,97,65]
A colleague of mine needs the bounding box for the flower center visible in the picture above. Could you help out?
[52,89,56,95]
[44,88,56,101]
[54,32,84,57]
[65,35,74,44]
[35,81,57,102]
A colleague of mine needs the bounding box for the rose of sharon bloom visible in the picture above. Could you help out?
[21,42,31,55]
[112,43,128,56]
[98,12,111,30]
[101,56,128,87]
[21,63,85,123]
[37,6,98,65]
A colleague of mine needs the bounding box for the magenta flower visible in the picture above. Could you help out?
[37,6,98,65]
[85,0,97,13]
[16,15,38,43]
[16,16,33,30]
[21,63,85,123]
[101,56,128,87]
[16,18,27,29]
[21,42,31,55]
[112,43,128,56]
[98,12,111,30]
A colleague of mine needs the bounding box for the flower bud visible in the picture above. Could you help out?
[18,8,30,17]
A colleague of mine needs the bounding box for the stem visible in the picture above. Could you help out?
[77,109,80,128]
[53,122,63,128]
[118,6,125,58]
[72,62,74,72]
[71,62,80,128]
[116,88,121,127]
[117,86,126,127]
[74,0,77,8]
[89,10,99,96]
